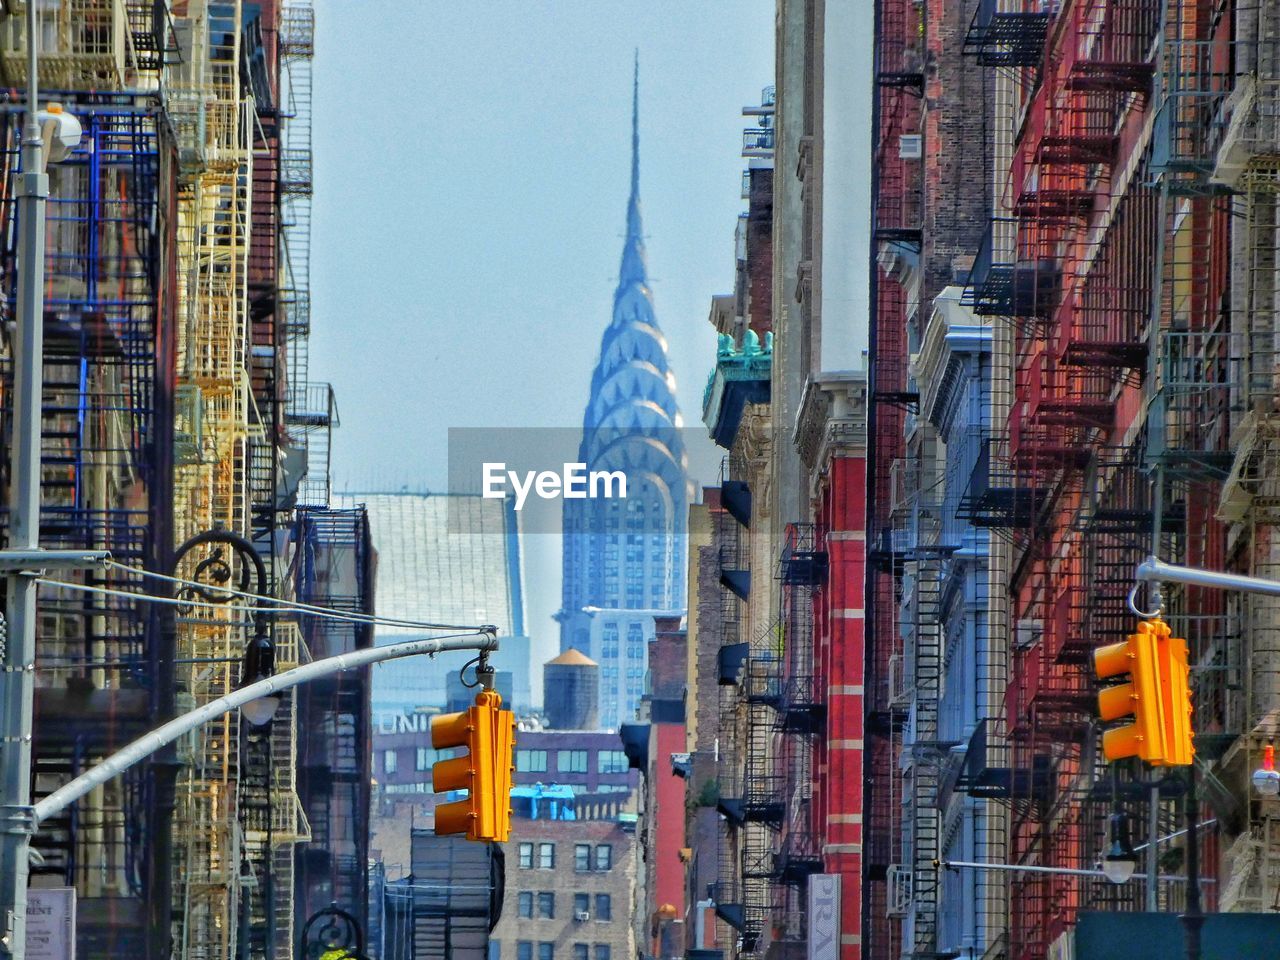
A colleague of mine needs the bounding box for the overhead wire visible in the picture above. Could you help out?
[34,575,491,635]
[59,557,493,632]
[103,558,480,630]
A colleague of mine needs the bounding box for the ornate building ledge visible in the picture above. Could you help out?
[795,370,869,485]
[702,330,773,449]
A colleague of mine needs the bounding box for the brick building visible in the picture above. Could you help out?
[372,725,637,799]
[677,9,874,960]
[491,817,638,960]
[622,615,692,960]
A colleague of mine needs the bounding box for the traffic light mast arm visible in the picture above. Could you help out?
[32,630,499,825]
[1134,555,1280,612]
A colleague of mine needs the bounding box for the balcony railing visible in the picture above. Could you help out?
[963,0,1052,67]
[742,127,774,158]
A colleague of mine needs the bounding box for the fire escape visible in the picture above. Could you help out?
[770,525,829,945]
[867,2,924,958]
[714,450,788,955]
[960,1,1170,955]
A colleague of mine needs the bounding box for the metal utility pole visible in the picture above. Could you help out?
[0,5,49,953]
[31,632,499,826]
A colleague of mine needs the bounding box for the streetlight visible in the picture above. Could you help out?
[240,633,280,726]
[171,529,279,725]
[1101,813,1138,885]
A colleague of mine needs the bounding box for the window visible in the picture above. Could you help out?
[539,842,555,869]
[537,892,555,919]
[597,751,628,774]
[574,946,589,960]
[518,944,532,960]
[595,894,612,921]
[595,845,612,871]
[601,625,619,660]
[558,750,588,773]
[575,843,591,872]
[517,750,548,773]
[415,747,431,771]
[383,750,397,774]
[518,892,533,919]
[490,944,501,960]
[519,843,533,869]
[574,893,589,915]
[594,947,611,960]
[538,944,554,960]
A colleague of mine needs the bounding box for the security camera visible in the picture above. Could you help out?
[37,104,83,164]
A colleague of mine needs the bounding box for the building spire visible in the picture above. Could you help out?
[631,49,640,205]
[619,50,647,292]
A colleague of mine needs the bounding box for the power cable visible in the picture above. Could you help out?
[105,558,483,630]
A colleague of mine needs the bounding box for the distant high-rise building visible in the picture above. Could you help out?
[558,63,689,729]
[337,492,532,714]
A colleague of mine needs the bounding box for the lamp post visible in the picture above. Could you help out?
[1101,813,1138,886]
[0,5,88,957]
[168,529,281,959]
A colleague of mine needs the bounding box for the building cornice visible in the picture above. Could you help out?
[795,371,869,488]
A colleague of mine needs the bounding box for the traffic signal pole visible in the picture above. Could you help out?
[1125,554,1280,960]
[30,630,498,826]
[1133,556,1280,604]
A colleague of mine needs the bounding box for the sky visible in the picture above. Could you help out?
[310,1,776,675]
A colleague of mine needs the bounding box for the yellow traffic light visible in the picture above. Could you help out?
[1152,622,1194,767]
[430,689,516,842]
[1093,617,1194,766]
[1094,620,1167,763]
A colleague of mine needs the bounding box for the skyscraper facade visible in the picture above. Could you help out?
[559,67,689,729]
[337,491,532,714]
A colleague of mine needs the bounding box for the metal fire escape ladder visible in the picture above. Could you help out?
[908,550,946,958]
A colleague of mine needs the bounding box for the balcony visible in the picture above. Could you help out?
[780,524,829,586]
[1062,0,1157,95]
[775,830,823,885]
[965,218,1060,319]
[963,0,1052,67]
[743,656,782,709]
[742,127,774,159]
[1151,40,1233,186]
[0,0,132,90]
[938,719,1052,805]
[722,478,752,527]
[957,438,1045,529]
[1022,353,1114,432]
[1152,330,1240,478]
[1214,78,1280,188]
[619,723,650,771]
[717,643,749,686]
[778,676,824,735]
[742,780,786,825]
[709,883,750,944]
[285,381,338,429]
[719,546,750,601]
